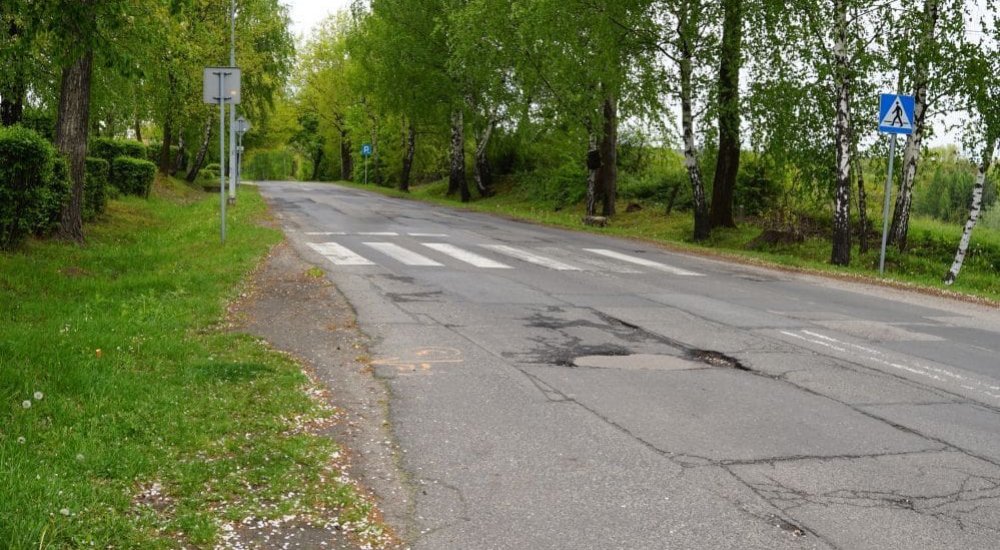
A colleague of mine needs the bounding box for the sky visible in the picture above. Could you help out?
[284,0,355,41]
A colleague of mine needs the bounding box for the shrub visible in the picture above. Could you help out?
[146,143,184,167]
[0,126,56,249]
[34,156,71,236]
[90,138,147,166]
[111,157,156,197]
[204,162,221,172]
[84,157,109,220]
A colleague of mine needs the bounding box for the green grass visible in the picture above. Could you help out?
[333,177,1000,304]
[0,179,379,548]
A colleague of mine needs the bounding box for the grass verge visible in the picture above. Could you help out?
[0,177,384,548]
[330,178,1000,304]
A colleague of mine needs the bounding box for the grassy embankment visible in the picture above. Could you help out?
[333,177,1000,304]
[0,178,383,547]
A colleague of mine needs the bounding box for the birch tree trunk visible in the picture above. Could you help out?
[186,114,213,182]
[400,121,415,192]
[679,24,709,241]
[55,49,94,243]
[473,118,495,197]
[831,0,852,266]
[448,109,470,202]
[888,0,939,251]
[943,139,996,285]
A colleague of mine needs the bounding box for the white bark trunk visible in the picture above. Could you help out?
[831,0,852,266]
[943,140,995,285]
[888,0,939,250]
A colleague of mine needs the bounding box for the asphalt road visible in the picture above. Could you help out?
[258,181,1000,550]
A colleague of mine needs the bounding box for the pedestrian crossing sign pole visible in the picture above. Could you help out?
[876,93,915,275]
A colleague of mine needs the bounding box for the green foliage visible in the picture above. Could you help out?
[0,126,58,249]
[0,186,379,546]
[913,158,996,223]
[110,157,156,197]
[35,155,71,236]
[89,137,147,166]
[84,157,110,220]
[243,149,299,181]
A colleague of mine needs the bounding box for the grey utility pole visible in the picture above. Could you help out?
[228,0,238,204]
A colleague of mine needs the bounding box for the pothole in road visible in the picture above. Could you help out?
[688,349,750,371]
[571,353,705,371]
[568,350,750,372]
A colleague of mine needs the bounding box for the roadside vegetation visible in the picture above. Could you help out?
[0,179,384,547]
[335,162,1000,303]
[267,0,998,292]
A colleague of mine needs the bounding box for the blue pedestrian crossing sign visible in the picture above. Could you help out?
[361,143,373,157]
[878,94,915,135]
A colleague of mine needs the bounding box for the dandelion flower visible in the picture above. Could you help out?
[33,391,43,401]
[59,508,70,516]
[21,400,31,409]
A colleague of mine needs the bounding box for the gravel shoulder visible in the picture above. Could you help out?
[231,241,411,548]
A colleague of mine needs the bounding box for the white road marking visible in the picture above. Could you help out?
[408,232,448,237]
[584,249,702,276]
[305,231,348,236]
[307,242,374,266]
[421,243,511,269]
[779,329,1000,400]
[358,231,399,236]
[364,242,442,266]
[482,245,582,271]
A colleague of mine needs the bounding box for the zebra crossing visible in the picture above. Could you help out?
[306,236,703,276]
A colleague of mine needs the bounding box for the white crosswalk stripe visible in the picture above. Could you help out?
[482,245,581,271]
[584,248,702,276]
[307,239,701,276]
[421,243,511,269]
[307,242,374,266]
[364,242,443,266]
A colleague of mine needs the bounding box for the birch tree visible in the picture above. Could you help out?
[887,0,967,251]
[943,35,1000,284]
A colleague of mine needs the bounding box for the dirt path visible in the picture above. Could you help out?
[228,242,411,549]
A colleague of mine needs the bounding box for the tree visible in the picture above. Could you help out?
[887,0,967,250]
[708,0,742,229]
[943,35,1000,284]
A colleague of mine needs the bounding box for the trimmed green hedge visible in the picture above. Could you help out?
[0,126,68,249]
[36,156,71,235]
[84,157,110,220]
[111,157,156,197]
[89,138,146,166]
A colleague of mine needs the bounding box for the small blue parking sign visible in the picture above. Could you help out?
[361,143,373,157]
[878,94,915,135]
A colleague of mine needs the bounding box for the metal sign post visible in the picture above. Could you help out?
[876,93,915,275]
[203,67,241,244]
[361,143,372,185]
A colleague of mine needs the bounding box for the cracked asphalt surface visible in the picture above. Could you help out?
[255,181,1000,549]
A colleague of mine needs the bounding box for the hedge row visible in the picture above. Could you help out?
[0,126,70,249]
[85,157,110,221]
[111,157,156,197]
[0,127,117,249]
[89,137,146,166]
